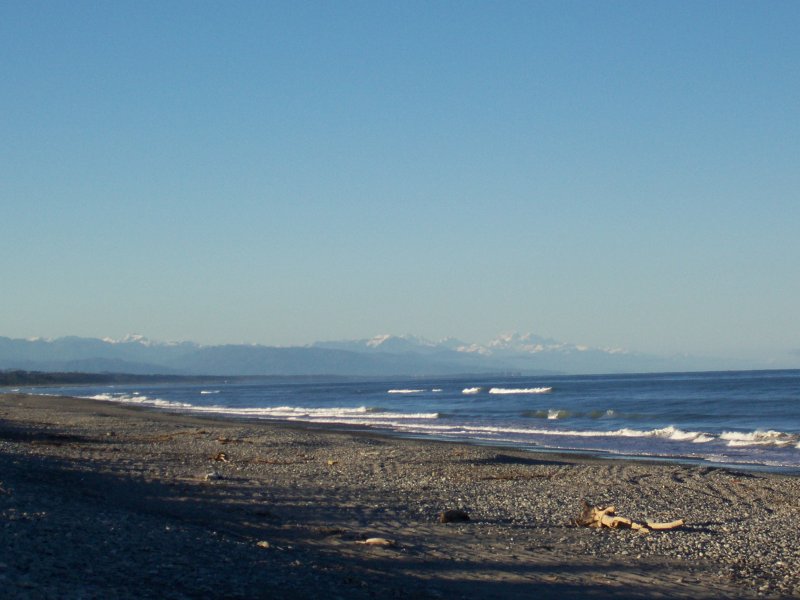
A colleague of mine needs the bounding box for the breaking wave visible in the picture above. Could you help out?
[77,385,798,468]
[522,409,571,420]
[489,387,552,395]
[720,430,798,447]
[83,393,439,421]
[400,422,715,443]
[85,393,796,447]
[85,393,193,409]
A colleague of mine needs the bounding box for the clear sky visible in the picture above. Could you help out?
[2,1,798,366]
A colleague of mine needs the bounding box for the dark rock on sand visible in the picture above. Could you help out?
[439,509,471,523]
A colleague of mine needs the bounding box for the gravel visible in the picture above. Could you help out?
[2,393,799,598]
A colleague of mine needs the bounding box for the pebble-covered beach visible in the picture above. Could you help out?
[2,393,799,598]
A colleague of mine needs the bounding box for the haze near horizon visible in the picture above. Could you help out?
[2,2,798,368]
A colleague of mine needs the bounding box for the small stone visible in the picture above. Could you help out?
[357,538,394,546]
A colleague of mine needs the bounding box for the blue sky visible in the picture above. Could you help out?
[2,1,798,366]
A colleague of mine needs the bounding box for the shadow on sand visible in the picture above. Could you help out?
[0,422,693,599]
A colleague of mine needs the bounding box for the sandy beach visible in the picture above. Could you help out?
[1,392,798,599]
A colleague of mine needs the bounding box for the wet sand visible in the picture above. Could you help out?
[1,393,799,598]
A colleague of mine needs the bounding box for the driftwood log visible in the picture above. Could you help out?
[575,500,684,534]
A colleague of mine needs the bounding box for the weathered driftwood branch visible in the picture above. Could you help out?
[575,500,684,534]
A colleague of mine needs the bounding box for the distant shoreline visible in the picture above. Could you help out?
[0,369,227,387]
[0,369,535,388]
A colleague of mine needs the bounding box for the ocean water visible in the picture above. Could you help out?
[21,369,800,472]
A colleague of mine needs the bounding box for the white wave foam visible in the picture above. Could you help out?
[590,427,701,443]
[522,409,569,419]
[236,407,439,420]
[87,390,713,445]
[655,426,714,443]
[200,390,220,395]
[389,423,546,436]
[720,430,797,447]
[432,388,443,393]
[83,391,798,459]
[548,409,569,420]
[84,393,439,421]
[395,422,716,444]
[489,387,552,395]
[387,389,424,394]
[84,393,194,409]
[609,426,712,443]
[462,387,482,395]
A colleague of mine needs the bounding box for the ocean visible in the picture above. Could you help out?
[20,369,800,472]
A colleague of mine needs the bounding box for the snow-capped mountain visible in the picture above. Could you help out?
[312,332,657,374]
[0,332,746,377]
[315,334,449,355]
[315,332,626,360]
[481,332,628,357]
[100,333,192,347]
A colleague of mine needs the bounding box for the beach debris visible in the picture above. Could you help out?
[257,539,289,551]
[327,459,338,466]
[439,509,470,523]
[574,501,684,534]
[212,452,229,462]
[356,537,395,547]
[204,471,223,482]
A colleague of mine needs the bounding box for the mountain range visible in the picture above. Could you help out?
[0,332,748,377]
